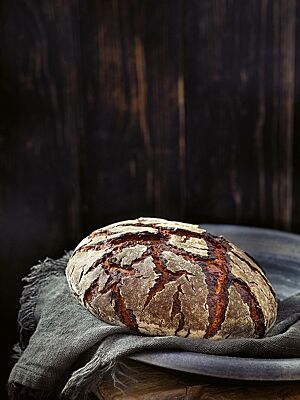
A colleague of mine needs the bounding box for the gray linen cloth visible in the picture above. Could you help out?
[8,253,300,399]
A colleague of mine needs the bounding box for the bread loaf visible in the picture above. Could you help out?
[66,217,277,339]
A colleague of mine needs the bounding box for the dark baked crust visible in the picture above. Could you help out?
[66,217,277,339]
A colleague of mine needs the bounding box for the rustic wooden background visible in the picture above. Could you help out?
[1,0,299,396]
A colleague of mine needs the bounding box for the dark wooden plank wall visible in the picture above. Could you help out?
[80,1,184,228]
[186,0,296,230]
[0,0,299,396]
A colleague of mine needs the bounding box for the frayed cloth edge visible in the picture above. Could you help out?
[12,251,72,360]
[61,358,118,400]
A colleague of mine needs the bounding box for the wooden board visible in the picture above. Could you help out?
[97,360,300,400]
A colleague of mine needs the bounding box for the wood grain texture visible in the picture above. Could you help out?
[0,0,83,269]
[271,0,295,230]
[1,0,83,396]
[185,0,296,230]
[97,360,300,400]
[292,0,300,233]
[79,0,184,230]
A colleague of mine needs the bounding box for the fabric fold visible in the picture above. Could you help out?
[8,254,300,399]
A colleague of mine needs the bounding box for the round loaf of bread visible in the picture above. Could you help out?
[66,217,277,339]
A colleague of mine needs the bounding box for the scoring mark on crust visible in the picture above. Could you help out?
[99,260,138,330]
[202,246,232,339]
[110,288,138,330]
[141,250,192,311]
[170,284,185,335]
[232,277,266,338]
[230,249,277,299]
[83,252,147,331]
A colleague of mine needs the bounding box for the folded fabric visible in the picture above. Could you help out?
[8,253,300,399]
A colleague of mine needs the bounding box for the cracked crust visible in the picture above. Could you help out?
[65,217,278,339]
